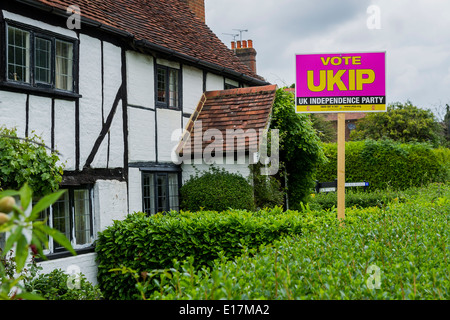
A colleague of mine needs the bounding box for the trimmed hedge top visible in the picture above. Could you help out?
[95,207,333,300]
[316,140,449,190]
[180,166,255,212]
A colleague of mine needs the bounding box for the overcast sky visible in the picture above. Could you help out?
[205,0,450,118]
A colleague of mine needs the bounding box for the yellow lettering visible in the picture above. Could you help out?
[342,56,351,65]
[331,57,341,65]
[352,56,361,65]
[348,69,355,90]
[307,70,326,92]
[356,69,375,90]
[327,70,347,91]
[320,57,331,65]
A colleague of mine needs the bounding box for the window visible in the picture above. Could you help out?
[224,78,239,90]
[35,37,51,84]
[55,39,74,91]
[156,65,180,109]
[7,26,30,83]
[36,187,93,254]
[4,23,77,93]
[142,172,180,214]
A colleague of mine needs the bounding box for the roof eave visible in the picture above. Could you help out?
[136,39,269,86]
[12,0,269,86]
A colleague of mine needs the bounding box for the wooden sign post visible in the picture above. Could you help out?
[295,52,386,223]
[337,113,345,223]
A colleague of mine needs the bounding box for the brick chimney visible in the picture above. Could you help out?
[231,39,257,74]
[183,0,205,23]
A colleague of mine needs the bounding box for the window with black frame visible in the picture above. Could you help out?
[142,172,180,215]
[5,23,76,92]
[35,187,93,255]
[156,64,180,109]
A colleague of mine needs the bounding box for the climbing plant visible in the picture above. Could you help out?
[0,126,63,197]
[269,88,326,209]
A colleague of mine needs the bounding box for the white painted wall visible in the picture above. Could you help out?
[28,96,52,148]
[181,155,251,183]
[182,65,203,114]
[93,179,128,231]
[0,91,27,137]
[107,105,124,168]
[128,107,156,163]
[126,51,154,109]
[54,100,76,171]
[225,78,239,88]
[99,42,124,169]
[128,167,143,213]
[156,58,180,69]
[157,108,182,162]
[206,72,224,91]
[79,34,103,169]
[38,253,99,286]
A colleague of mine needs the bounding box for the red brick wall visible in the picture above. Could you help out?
[184,0,205,23]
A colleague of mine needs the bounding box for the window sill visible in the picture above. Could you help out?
[0,81,81,100]
[155,103,181,111]
[35,245,95,262]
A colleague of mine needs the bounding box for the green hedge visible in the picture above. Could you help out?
[316,140,449,190]
[180,167,255,211]
[306,188,403,211]
[150,183,450,300]
[95,208,330,300]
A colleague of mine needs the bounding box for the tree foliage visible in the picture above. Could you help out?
[310,114,337,142]
[0,127,63,196]
[350,101,444,146]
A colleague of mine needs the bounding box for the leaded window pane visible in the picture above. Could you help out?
[143,173,155,215]
[55,39,73,91]
[35,37,51,84]
[7,26,30,83]
[157,67,166,103]
[73,189,91,245]
[168,173,179,211]
[52,192,70,250]
[156,174,168,213]
[169,69,179,108]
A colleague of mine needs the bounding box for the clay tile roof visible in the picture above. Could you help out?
[178,84,277,156]
[28,0,265,83]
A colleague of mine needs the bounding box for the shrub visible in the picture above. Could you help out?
[150,183,450,300]
[95,207,333,300]
[316,139,449,191]
[180,166,255,211]
[25,269,103,300]
[251,163,284,209]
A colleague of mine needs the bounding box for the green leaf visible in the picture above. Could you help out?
[0,190,20,198]
[15,291,46,300]
[32,222,49,249]
[19,183,32,212]
[15,234,28,273]
[2,225,23,256]
[31,233,47,260]
[28,189,66,222]
[40,224,76,256]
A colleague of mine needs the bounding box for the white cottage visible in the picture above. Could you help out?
[0,0,273,284]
